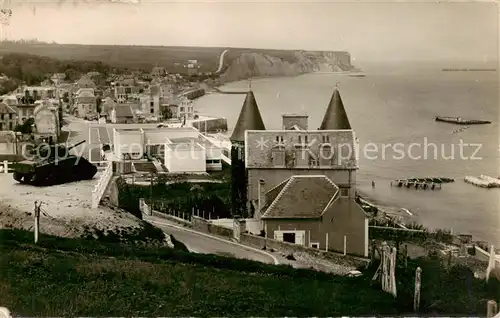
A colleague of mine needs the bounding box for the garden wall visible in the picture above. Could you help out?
[192,216,233,238]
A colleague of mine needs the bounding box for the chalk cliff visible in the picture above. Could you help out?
[218,51,355,83]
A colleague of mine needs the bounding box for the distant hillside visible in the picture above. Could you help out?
[0,52,124,94]
[0,43,225,73]
[0,43,355,80]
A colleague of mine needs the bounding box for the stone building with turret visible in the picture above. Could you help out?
[230,91,266,217]
[230,88,368,256]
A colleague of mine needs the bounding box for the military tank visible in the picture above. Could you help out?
[12,140,98,186]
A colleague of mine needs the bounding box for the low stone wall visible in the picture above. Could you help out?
[192,216,233,238]
[240,233,367,268]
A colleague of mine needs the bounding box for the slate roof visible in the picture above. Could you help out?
[0,102,18,114]
[115,105,134,118]
[320,88,351,130]
[77,77,96,89]
[262,175,339,219]
[230,91,266,142]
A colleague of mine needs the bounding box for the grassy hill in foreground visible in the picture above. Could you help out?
[0,229,498,316]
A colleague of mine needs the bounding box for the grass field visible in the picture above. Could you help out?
[0,228,498,316]
[0,228,397,316]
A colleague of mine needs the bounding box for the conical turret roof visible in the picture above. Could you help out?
[319,88,351,130]
[230,91,266,142]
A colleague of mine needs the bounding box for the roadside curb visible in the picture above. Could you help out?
[145,217,279,265]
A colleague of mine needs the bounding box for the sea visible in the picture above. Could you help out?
[192,62,500,247]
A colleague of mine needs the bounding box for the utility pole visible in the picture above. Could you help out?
[150,171,154,210]
[34,201,41,244]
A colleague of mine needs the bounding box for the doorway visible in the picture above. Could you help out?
[283,232,296,244]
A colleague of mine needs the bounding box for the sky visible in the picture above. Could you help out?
[5,0,499,63]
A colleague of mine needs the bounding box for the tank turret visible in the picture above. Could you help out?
[12,140,97,186]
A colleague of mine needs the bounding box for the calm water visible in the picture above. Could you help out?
[193,64,500,246]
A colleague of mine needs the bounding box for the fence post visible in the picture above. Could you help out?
[3,160,7,174]
[487,300,498,318]
[414,267,422,312]
[343,235,347,255]
[325,233,329,252]
[34,201,40,244]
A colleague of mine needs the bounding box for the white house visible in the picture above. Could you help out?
[110,126,222,172]
[164,141,206,173]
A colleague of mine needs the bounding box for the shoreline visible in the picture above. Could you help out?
[356,191,499,254]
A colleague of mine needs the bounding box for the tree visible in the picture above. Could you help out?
[14,117,35,134]
[161,107,173,120]
[96,97,102,114]
[62,92,69,103]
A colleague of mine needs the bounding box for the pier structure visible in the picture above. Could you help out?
[391,179,442,190]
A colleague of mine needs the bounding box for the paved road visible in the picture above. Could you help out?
[145,216,278,265]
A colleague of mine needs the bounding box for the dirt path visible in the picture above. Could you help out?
[0,172,142,238]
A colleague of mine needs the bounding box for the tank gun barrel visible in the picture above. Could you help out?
[67,140,86,151]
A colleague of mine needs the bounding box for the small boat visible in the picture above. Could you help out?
[435,116,491,125]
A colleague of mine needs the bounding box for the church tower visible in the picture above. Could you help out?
[230,90,266,217]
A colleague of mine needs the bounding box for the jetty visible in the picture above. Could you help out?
[435,116,491,125]
[391,178,442,190]
[464,175,500,188]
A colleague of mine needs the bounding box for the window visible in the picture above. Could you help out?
[150,101,154,106]
[275,135,284,143]
[319,145,333,166]
[180,107,185,112]
[310,243,320,249]
[295,149,308,166]
[298,135,302,144]
[272,150,285,166]
[322,135,330,143]
[340,188,349,198]
[308,153,319,167]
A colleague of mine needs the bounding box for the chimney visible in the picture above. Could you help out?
[282,114,309,130]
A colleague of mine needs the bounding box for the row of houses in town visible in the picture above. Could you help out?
[0,64,203,131]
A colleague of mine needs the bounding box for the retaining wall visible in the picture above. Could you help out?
[192,216,233,238]
[91,163,113,208]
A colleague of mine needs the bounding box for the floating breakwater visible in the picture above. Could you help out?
[464,175,500,188]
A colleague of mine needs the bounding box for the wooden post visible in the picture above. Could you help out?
[3,160,8,174]
[403,244,408,268]
[325,233,329,251]
[209,211,211,220]
[343,235,347,255]
[34,201,40,244]
[486,245,496,282]
[414,267,422,312]
[487,300,498,318]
